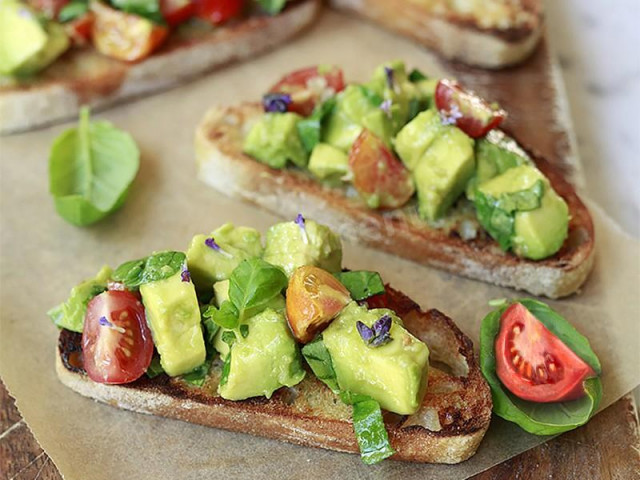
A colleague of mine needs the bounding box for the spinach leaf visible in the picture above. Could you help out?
[297,97,337,153]
[110,0,164,23]
[474,180,544,251]
[228,258,287,322]
[479,300,603,435]
[408,68,428,82]
[340,391,395,464]
[58,0,88,22]
[47,265,112,332]
[113,251,185,289]
[49,107,139,227]
[301,336,340,393]
[254,0,287,14]
[146,355,164,378]
[335,271,385,300]
[181,358,212,387]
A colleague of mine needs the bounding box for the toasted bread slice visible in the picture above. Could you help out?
[0,0,320,135]
[330,0,543,68]
[56,284,492,464]
[194,103,595,298]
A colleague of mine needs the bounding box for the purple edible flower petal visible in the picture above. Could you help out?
[372,314,392,338]
[384,66,394,90]
[439,104,463,126]
[205,237,233,258]
[181,266,191,283]
[370,333,392,347]
[380,99,392,118]
[263,93,292,113]
[98,315,125,333]
[295,213,309,244]
[356,321,374,342]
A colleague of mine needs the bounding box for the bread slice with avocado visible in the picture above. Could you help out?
[330,0,543,68]
[194,103,595,298]
[56,282,492,464]
[0,0,320,134]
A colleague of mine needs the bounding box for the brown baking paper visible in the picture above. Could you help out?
[1,11,639,480]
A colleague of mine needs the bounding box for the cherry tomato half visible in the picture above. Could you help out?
[434,79,506,138]
[161,0,196,27]
[91,1,169,63]
[349,129,415,209]
[495,303,595,403]
[269,65,345,116]
[83,290,153,384]
[64,13,94,45]
[195,0,243,25]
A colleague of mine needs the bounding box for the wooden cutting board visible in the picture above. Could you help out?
[1,31,638,480]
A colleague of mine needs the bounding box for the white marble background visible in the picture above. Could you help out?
[546,0,640,237]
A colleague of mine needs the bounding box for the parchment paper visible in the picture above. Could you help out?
[1,11,639,480]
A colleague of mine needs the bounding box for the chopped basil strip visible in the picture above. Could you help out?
[239,324,249,338]
[340,391,395,464]
[358,85,383,107]
[201,306,221,350]
[254,0,287,15]
[145,355,164,378]
[58,0,88,22]
[408,68,428,82]
[297,97,337,153]
[474,180,545,251]
[110,0,164,23]
[181,358,212,387]
[205,301,240,330]
[335,271,385,301]
[221,330,237,347]
[112,251,186,289]
[301,336,340,393]
[219,352,232,386]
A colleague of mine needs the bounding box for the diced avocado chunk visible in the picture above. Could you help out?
[394,109,443,171]
[413,126,475,221]
[322,302,429,415]
[140,271,206,376]
[213,279,230,307]
[0,2,69,76]
[308,143,349,182]
[218,308,305,400]
[367,60,420,131]
[47,265,112,333]
[413,78,438,106]
[263,219,342,278]
[466,130,532,199]
[186,223,263,293]
[243,112,308,168]
[476,165,569,260]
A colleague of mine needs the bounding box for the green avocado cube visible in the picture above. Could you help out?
[394,109,443,171]
[262,219,342,278]
[140,271,206,377]
[322,302,429,415]
[243,113,308,168]
[186,223,263,293]
[218,308,305,400]
[308,143,349,182]
[213,279,230,307]
[413,126,475,221]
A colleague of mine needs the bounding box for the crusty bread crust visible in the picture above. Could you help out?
[194,103,595,298]
[0,0,320,135]
[56,285,492,464]
[330,0,543,68]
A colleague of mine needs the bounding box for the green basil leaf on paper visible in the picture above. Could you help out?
[113,251,185,289]
[49,107,139,226]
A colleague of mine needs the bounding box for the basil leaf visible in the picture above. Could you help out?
[254,0,287,14]
[201,306,221,351]
[207,301,240,330]
[301,336,340,393]
[49,107,139,227]
[113,251,185,289]
[219,352,232,386]
[479,300,603,435]
[340,392,395,464]
[146,355,164,378]
[47,265,112,332]
[110,0,164,23]
[181,358,212,387]
[407,97,421,122]
[239,324,249,338]
[221,330,237,347]
[408,68,428,82]
[228,258,287,321]
[58,0,88,22]
[334,271,385,301]
[358,85,383,107]
[297,97,337,153]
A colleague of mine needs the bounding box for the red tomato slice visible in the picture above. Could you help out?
[348,129,415,209]
[269,65,346,116]
[91,1,169,63]
[194,0,243,25]
[161,0,195,27]
[495,303,595,403]
[83,290,153,384]
[434,79,506,138]
[64,13,94,45]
